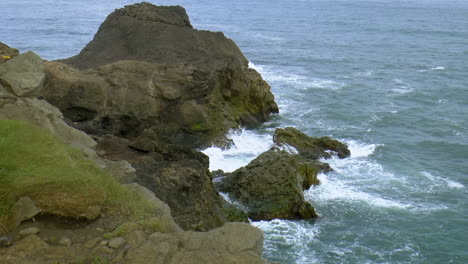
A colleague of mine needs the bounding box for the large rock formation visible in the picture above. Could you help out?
[42,2,278,148]
[218,150,319,221]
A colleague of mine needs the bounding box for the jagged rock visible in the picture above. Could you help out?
[42,2,278,148]
[19,227,41,237]
[0,51,44,97]
[219,150,319,221]
[273,127,351,160]
[0,42,19,64]
[123,222,270,264]
[97,135,226,231]
[8,196,42,230]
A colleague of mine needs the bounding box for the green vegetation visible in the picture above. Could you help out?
[0,120,155,233]
[103,217,165,239]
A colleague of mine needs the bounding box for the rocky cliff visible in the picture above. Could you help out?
[43,2,278,148]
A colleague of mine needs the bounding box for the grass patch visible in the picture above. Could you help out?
[0,120,156,233]
[103,217,165,239]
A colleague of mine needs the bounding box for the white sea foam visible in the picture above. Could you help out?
[307,173,410,209]
[345,140,380,158]
[421,171,465,189]
[248,63,344,90]
[202,129,272,172]
[390,78,413,94]
[431,66,445,71]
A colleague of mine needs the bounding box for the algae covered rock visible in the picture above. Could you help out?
[273,127,351,160]
[42,2,278,148]
[219,149,319,221]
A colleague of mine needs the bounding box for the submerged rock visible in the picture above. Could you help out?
[273,127,350,160]
[42,2,278,148]
[219,150,319,221]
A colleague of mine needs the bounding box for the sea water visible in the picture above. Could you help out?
[2,0,467,263]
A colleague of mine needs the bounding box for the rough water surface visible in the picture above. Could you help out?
[2,0,467,263]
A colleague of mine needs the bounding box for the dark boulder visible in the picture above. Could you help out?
[95,133,226,231]
[273,127,350,160]
[218,150,320,221]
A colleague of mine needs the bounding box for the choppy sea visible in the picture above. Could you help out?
[2,0,467,263]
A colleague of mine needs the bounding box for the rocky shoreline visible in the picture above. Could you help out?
[0,3,350,263]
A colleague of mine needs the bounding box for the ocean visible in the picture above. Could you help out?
[2,0,467,263]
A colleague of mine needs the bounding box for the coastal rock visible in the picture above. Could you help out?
[0,42,19,64]
[124,183,181,233]
[273,127,351,160]
[123,222,270,264]
[42,2,278,148]
[0,51,44,98]
[96,135,226,231]
[219,150,319,221]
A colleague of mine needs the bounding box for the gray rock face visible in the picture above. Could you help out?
[219,150,319,221]
[123,222,269,264]
[63,3,242,72]
[0,51,44,97]
[43,2,278,148]
[8,196,42,230]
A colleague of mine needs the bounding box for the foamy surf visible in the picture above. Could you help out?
[421,171,465,189]
[202,129,272,172]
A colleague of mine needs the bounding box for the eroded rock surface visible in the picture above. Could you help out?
[42,2,278,148]
[219,150,319,221]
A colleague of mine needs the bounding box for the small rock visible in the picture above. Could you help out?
[108,237,127,249]
[100,240,108,246]
[96,227,104,232]
[58,237,72,247]
[19,227,40,237]
[84,237,102,249]
[9,196,42,229]
[0,236,12,247]
[99,246,114,254]
[126,230,146,248]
